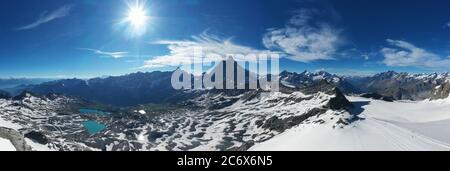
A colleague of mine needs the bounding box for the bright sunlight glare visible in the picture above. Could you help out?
[127,5,147,27]
[123,0,149,37]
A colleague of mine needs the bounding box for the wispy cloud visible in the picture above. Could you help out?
[79,48,129,59]
[362,54,370,60]
[262,9,342,62]
[142,32,275,68]
[445,22,450,28]
[381,39,450,68]
[17,5,73,30]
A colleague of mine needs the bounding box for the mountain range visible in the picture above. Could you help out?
[3,68,449,107]
[346,71,450,100]
[1,59,450,151]
[0,78,54,89]
[0,67,356,151]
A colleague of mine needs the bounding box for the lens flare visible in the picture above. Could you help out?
[127,5,147,27]
[123,0,149,37]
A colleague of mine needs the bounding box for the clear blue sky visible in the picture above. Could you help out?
[1,0,450,78]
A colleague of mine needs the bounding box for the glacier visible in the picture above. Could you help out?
[251,96,450,151]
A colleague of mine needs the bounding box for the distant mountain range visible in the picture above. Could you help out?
[1,59,450,151]
[2,62,449,107]
[279,70,362,94]
[13,72,194,106]
[345,71,450,100]
[0,67,355,151]
[0,78,54,89]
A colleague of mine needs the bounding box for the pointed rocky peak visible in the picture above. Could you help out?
[326,87,354,110]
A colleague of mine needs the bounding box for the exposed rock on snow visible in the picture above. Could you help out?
[251,96,450,151]
[0,80,355,151]
[0,127,32,151]
[432,81,450,100]
[346,71,450,101]
[361,93,395,102]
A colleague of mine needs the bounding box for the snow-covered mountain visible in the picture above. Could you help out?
[2,66,450,151]
[13,59,360,107]
[280,71,361,94]
[346,71,450,100]
[155,81,355,151]
[0,75,356,151]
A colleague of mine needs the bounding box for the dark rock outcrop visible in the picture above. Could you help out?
[24,131,49,145]
[326,88,354,110]
[300,80,353,110]
[12,90,37,101]
[261,108,328,132]
[431,81,450,100]
[0,127,33,151]
[361,93,395,102]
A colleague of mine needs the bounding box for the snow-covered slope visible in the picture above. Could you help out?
[130,85,355,151]
[251,96,450,151]
[4,74,450,151]
[0,80,356,151]
[0,137,15,151]
[0,92,93,151]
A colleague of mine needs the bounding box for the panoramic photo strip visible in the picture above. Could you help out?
[1,0,450,165]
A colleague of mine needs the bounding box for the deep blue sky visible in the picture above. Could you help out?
[1,0,450,78]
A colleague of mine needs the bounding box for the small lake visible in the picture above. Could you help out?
[82,121,106,135]
[79,108,110,116]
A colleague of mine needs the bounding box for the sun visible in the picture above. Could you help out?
[123,0,149,37]
[127,5,148,28]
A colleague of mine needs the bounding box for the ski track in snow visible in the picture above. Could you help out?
[251,96,450,151]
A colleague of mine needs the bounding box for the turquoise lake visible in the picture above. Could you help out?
[82,121,106,135]
[79,108,110,116]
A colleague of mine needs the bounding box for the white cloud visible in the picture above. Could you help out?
[314,68,326,72]
[142,32,275,68]
[142,9,342,69]
[79,48,128,59]
[17,5,73,30]
[381,39,450,68]
[262,9,342,62]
